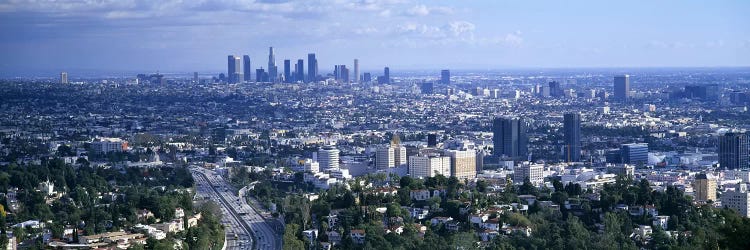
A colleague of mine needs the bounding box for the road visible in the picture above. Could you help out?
[192,167,282,250]
[193,169,253,249]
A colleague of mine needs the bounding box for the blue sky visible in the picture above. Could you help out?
[0,0,748,75]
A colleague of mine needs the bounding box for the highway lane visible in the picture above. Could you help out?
[192,169,253,250]
[193,167,282,250]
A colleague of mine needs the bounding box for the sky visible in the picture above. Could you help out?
[0,0,748,76]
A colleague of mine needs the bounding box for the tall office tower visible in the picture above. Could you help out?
[353,59,360,83]
[384,67,390,83]
[613,75,630,101]
[295,59,304,82]
[427,134,438,147]
[513,162,544,185]
[334,65,349,82]
[391,134,406,166]
[563,113,582,162]
[549,81,563,97]
[720,133,749,169]
[363,73,371,82]
[441,69,450,84]
[721,183,750,217]
[193,72,199,83]
[283,59,291,83]
[318,146,340,170]
[60,72,68,84]
[409,154,451,179]
[243,55,252,82]
[446,149,477,181]
[620,143,648,165]
[267,47,277,82]
[307,53,317,82]
[255,68,265,82]
[421,82,434,94]
[694,173,717,202]
[492,117,528,159]
[227,55,241,83]
[376,146,395,169]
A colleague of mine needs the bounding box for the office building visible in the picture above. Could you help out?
[267,47,277,82]
[256,68,267,82]
[721,183,750,217]
[305,160,320,174]
[441,70,450,84]
[693,173,717,202]
[446,149,476,181]
[376,146,395,169]
[193,72,199,82]
[363,73,371,82]
[307,53,318,82]
[409,154,450,179]
[549,81,563,97]
[421,82,434,94]
[384,67,390,83]
[242,55,252,82]
[427,134,438,147]
[563,113,581,162]
[354,59,359,83]
[614,75,630,101]
[227,55,241,83]
[283,59,291,83]
[720,133,749,169]
[295,59,304,82]
[334,65,349,83]
[60,72,68,84]
[621,143,648,165]
[492,117,528,159]
[318,146,340,170]
[513,163,544,185]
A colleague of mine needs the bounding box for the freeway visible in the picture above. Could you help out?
[192,169,253,249]
[192,167,282,250]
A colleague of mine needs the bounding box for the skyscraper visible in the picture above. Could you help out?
[694,173,717,202]
[243,55,252,82]
[549,81,563,97]
[193,72,198,83]
[353,59,360,83]
[283,59,291,83]
[492,117,528,159]
[318,146,340,170]
[307,53,317,83]
[227,55,241,84]
[267,47,277,82]
[621,143,648,165]
[563,113,581,162]
[421,82,434,94]
[384,67,390,84]
[409,154,451,178]
[441,70,450,84]
[334,65,349,83]
[295,59,304,82]
[376,146,395,169]
[720,133,749,169]
[614,75,630,101]
[60,72,68,84]
[446,149,476,181]
[363,73,371,82]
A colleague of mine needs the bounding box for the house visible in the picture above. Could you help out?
[320,242,332,250]
[153,220,184,233]
[187,213,202,228]
[326,231,341,244]
[518,195,537,205]
[137,209,154,222]
[652,216,669,230]
[385,225,404,235]
[628,205,644,216]
[410,189,431,201]
[481,218,500,231]
[409,208,429,220]
[469,213,489,225]
[430,216,453,227]
[478,229,499,241]
[327,215,339,229]
[633,225,653,242]
[445,221,460,231]
[174,208,185,219]
[302,229,318,244]
[350,229,366,244]
[501,225,532,236]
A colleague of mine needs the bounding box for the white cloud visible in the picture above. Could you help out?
[404,4,453,16]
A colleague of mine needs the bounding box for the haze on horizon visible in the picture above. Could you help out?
[0,0,748,76]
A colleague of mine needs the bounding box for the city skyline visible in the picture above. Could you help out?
[0,0,748,76]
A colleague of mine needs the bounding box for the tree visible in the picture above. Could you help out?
[519,177,538,196]
[283,223,305,250]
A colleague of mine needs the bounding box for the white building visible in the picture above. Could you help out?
[513,162,544,185]
[318,146,340,170]
[445,149,476,181]
[722,183,750,217]
[91,138,127,154]
[409,154,450,178]
[304,159,320,173]
[376,146,395,169]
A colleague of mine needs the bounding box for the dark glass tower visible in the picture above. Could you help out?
[295,59,304,82]
[384,67,390,84]
[242,55,252,82]
[614,75,630,101]
[492,117,528,159]
[563,113,581,162]
[720,133,749,169]
[307,53,317,83]
[283,59,291,83]
[441,70,450,84]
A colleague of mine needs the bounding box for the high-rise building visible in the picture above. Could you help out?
[694,173,717,202]
[427,134,438,147]
[614,75,630,101]
[409,154,451,179]
[227,55,241,83]
[307,53,317,83]
[384,67,390,84]
[492,117,528,159]
[60,72,68,84]
[421,82,434,94]
[549,81,563,97]
[193,72,199,83]
[513,163,544,185]
[446,149,476,181]
[441,70,450,84]
[720,133,749,169]
[621,143,648,165]
[283,59,291,83]
[295,59,304,82]
[268,47,277,82]
[256,68,266,82]
[334,65,349,83]
[318,146,340,170]
[391,134,406,166]
[563,113,581,162]
[363,73,371,82]
[376,146,395,169]
[243,55,252,82]
[353,59,360,83]
[305,160,320,174]
[721,183,750,217]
